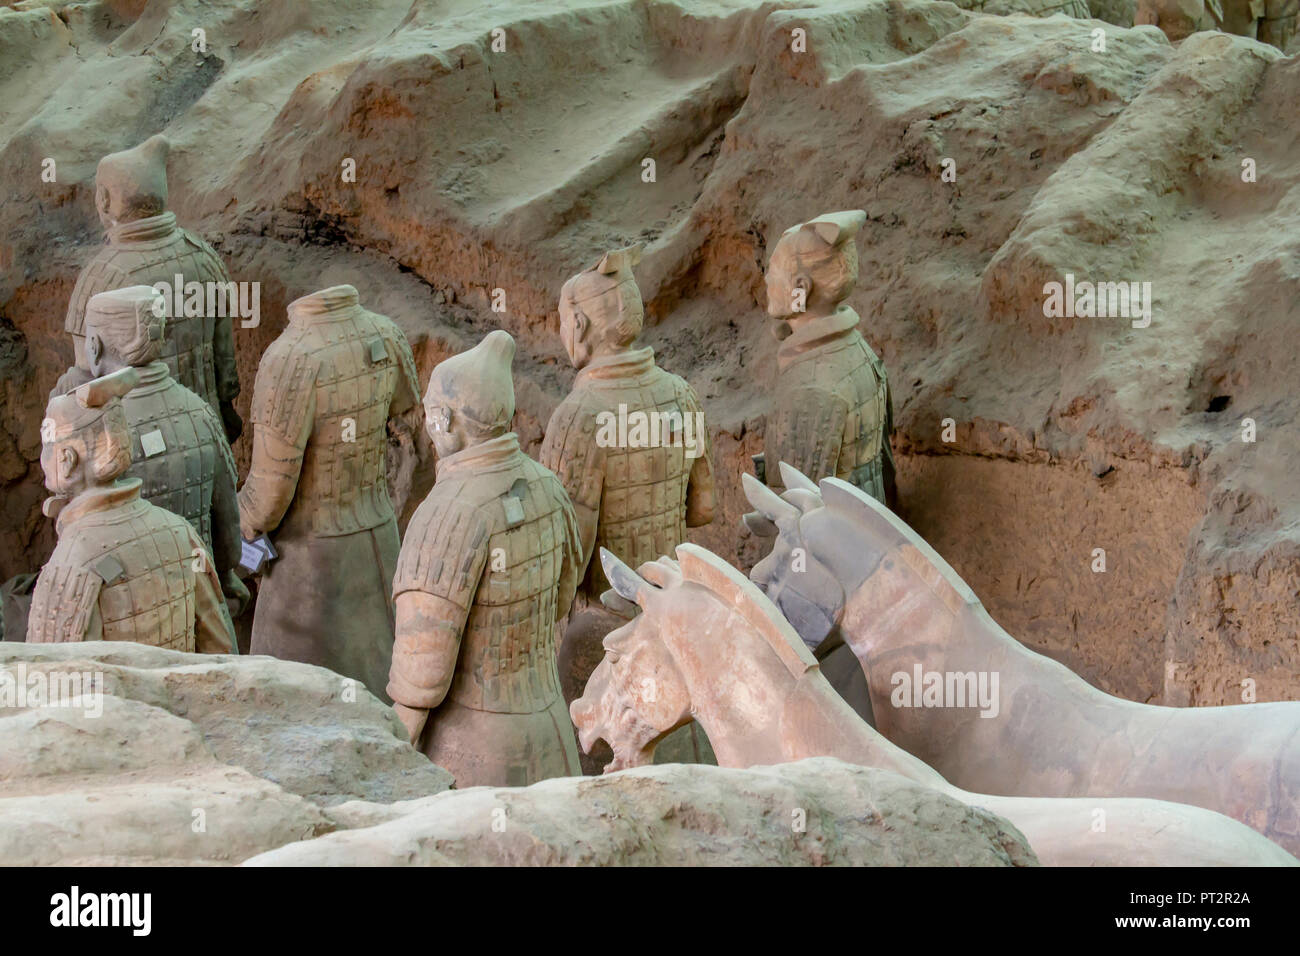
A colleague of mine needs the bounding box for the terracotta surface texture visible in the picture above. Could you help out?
[744,462,1300,855]
[80,285,247,617]
[59,134,241,438]
[540,245,717,770]
[239,284,420,701]
[28,367,236,653]
[573,542,1297,865]
[762,211,895,503]
[10,2,1295,708]
[389,330,584,787]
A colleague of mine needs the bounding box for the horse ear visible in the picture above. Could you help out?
[600,548,650,604]
[819,477,980,607]
[778,461,819,494]
[675,543,818,675]
[742,473,800,525]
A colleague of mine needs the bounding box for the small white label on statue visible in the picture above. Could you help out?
[140,429,166,458]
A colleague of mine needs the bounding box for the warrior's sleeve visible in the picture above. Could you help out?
[203,406,242,578]
[550,472,584,622]
[188,524,238,654]
[539,396,603,571]
[679,383,715,528]
[384,323,422,419]
[194,237,240,403]
[387,498,490,709]
[766,384,848,489]
[237,342,316,538]
[26,563,103,644]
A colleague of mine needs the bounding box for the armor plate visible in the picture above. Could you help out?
[65,214,239,412]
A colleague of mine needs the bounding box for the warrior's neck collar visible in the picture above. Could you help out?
[576,346,655,383]
[130,360,173,393]
[288,285,361,324]
[108,212,178,245]
[436,432,522,481]
[777,307,861,370]
[50,478,144,535]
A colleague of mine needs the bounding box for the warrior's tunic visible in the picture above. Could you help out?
[61,213,239,414]
[28,479,236,652]
[389,433,584,787]
[120,361,241,582]
[540,347,716,766]
[239,286,420,701]
[539,347,714,596]
[765,307,894,504]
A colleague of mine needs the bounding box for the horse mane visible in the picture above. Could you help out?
[819,477,980,610]
[674,543,818,678]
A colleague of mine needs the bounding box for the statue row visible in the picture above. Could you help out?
[21,134,896,789]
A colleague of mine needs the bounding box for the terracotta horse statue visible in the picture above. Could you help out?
[741,462,1300,856]
[570,544,1294,864]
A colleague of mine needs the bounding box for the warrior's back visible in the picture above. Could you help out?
[121,368,230,552]
[30,493,200,650]
[401,455,576,715]
[66,222,232,410]
[255,308,407,537]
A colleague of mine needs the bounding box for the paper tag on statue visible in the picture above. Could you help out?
[238,533,279,576]
[140,429,167,458]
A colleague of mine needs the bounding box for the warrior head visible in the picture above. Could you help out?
[765,210,866,323]
[95,134,170,230]
[40,367,139,504]
[558,244,645,369]
[83,285,169,375]
[424,329,516,459]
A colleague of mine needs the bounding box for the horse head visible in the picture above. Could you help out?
[571,542,818,772]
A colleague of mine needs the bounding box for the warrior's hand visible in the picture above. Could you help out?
[393,703,428,745]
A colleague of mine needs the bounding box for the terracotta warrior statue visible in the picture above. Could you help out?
[81,285,248,618]
[571,545,1296,866]
[28,367,237,652]
[759,210,894,506]
[389,330,585,787]
[239,284,420,701]
[58,134,242,441]
[539,244,716,767]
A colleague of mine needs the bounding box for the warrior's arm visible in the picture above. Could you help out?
[211,262,240,405]
[388,505,490,741]
[190,527,238,654]
[208,411,243,578]
[539,403,603,575]
[388,591,473,710]
[26,565,103,643]
[237,383,314,539]
[682,389,715,528]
